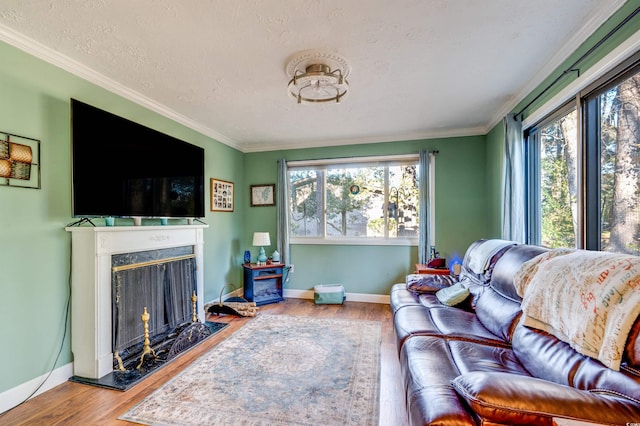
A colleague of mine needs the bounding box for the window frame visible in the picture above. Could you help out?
[524,50,640,251]
[287,154,423,246]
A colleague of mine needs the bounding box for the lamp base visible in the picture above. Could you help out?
[257,246,267,264]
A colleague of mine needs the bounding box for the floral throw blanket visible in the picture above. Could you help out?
[514,249,640,371]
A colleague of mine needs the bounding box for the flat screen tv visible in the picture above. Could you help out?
[71,99,205,218]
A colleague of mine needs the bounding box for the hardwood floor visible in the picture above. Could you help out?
[0,298,408,426]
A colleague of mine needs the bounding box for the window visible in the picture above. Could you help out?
[526,107,578,248]
[288,155,420,244]
[593,69,640,254]
[526,53,640,255]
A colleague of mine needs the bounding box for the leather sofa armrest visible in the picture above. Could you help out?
[451,371,640,425]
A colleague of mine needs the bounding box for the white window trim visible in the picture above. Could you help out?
[290,237,418,246]
[287,153,419,168]
[288,153,421,246]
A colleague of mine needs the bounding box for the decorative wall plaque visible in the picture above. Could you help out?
[0,131,40,189]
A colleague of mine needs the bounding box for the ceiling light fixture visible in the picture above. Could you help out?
[285,49,351,104]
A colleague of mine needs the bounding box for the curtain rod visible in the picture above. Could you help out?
[514,5,640,119]
[286,153,422,167]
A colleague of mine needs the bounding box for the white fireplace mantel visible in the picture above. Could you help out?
[65,224,208,379]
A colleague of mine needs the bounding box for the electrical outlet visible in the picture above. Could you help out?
[290,264,294,273]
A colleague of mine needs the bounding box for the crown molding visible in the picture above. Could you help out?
[241,126,487,153]
[487,0,627,132]
[0,23,242,152]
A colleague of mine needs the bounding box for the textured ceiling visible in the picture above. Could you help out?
[0,0,626,152]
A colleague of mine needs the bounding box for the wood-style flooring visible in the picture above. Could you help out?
[0,298,408,425]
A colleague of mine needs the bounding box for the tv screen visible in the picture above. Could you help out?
[71,99,205,218]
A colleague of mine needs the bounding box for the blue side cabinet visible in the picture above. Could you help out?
[243,263,285,306]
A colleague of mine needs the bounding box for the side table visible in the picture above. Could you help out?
[243,263,285,306]
[415,264,451,275]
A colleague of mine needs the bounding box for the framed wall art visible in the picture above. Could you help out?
[0,131,41,189]
[211,178,234,212]
[250,183,275,207]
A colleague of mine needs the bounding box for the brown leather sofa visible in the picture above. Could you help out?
[391,240,640,425]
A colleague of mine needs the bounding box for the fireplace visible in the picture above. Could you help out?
[112,247,197,366]
[65,224,207,379]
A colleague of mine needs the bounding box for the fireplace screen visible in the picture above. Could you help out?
[112,247,196,354]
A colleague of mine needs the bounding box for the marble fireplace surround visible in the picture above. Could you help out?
[65,224,208,380]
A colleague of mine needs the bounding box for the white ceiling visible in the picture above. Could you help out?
[0,1,626,152]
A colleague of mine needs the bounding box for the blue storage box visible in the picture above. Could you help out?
[314,284,346,304]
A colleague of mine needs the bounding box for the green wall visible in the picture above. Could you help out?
[486,123,504,238]
[0,40,244,394]
[244,136,489,295]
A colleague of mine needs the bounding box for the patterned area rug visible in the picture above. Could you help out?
[120,314,381,425]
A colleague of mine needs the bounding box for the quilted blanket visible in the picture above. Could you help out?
[514,249,640,371]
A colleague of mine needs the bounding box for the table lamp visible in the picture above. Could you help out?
[252,232,271,265]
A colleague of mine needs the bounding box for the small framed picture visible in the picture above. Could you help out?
[250,184,276,207]
[211,178,234,212]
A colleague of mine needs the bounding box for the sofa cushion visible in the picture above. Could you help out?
[474,287,522,343]
[400,336,477,426]
[513,323,640,401]
[452,371,640,425]
[401,336,531,426]
[393,305,510,352]
[417,292,444,309]
[473,244,549,343]
[447,340,530,376]
[489,244,549,302]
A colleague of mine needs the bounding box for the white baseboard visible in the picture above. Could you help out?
[0,362,73,415]
[284,289,390,304]
[217,287,391,305]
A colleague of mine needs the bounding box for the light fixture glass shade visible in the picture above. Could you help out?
[252,232,271,247]
[288,64,348,103]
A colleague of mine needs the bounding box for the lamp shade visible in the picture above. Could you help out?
[252,232,271,247]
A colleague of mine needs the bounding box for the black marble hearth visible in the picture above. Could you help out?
[69,321,227,391]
